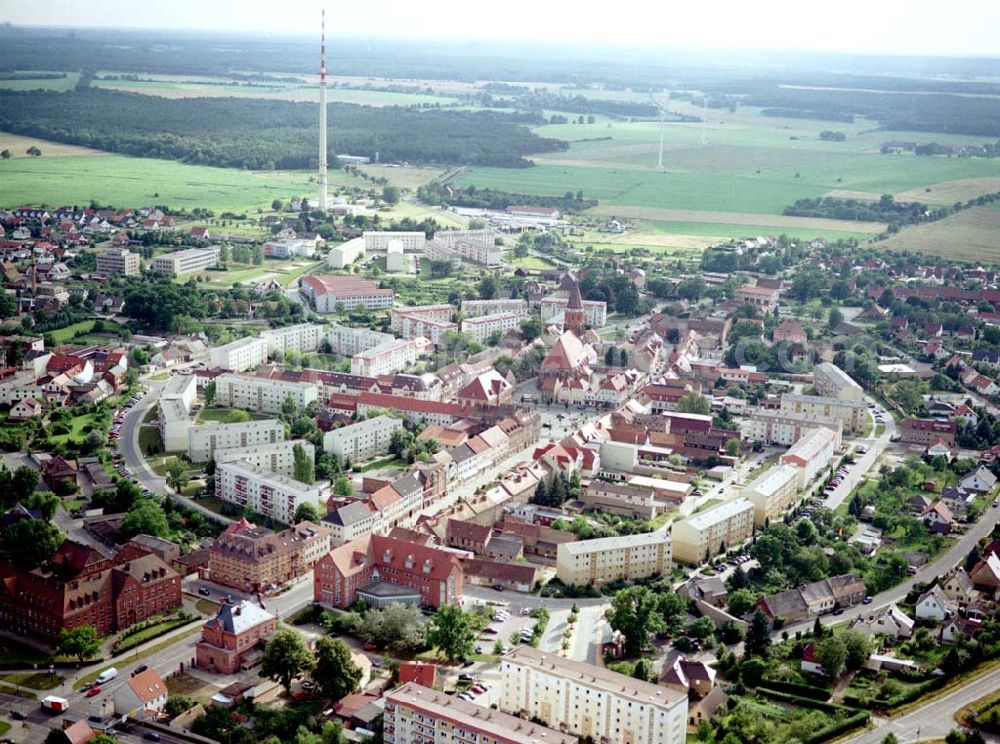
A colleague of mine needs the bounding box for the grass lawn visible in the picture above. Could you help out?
[195,495,231,516]
[166,671,218,705]
[0,721,10,737]
[149,372,171,381]
[143,407,159,424]
[48,411,106,445]
[0,637,53,666]
[62,498,86,513]
[195,599,220,616]
[281,260,324,288]
[510,254,558,269]
[138,426,162,454]
[47,320,97,344]
[112,617,194,654]
[0,672,61,690]
[356,455,407,473]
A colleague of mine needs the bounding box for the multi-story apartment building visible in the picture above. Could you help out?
[209,336,269,372]
[214,439,314,477]
[151,246,220,276]
[426,232,502,267]
[157,373,197,452]
[743,409,842,446]
[208,519,330,593]
[461,299,528,318]
[327,324,395,356]
[434,229,496,251]
[189,418,285,462]
[780,393,867,434]
[813,362,864,401]
[672,497,755,564]
[323,414,404,462]
[391,305,457,347]
[899,418,957,447]
[216,461,327,525]
[384,682,576,744]
[214,373,320,414]
[500,645,688,744]
[96,247,141,277]
[540,296,607,329]
[196,599,277,674]
[350,338,418,377]
[742,463,801,527]
[737,284,779,311]
[327,236,365,269]
[580,481,662,520]
[301,275,394,312]
[555,529,671,587]
[364,231,426,252]
[461,312,526,344]
[0,540,182,644]
[323,472,425,546]
[314,534,464,609]
[260,323,324,356]
[780,426,839,488]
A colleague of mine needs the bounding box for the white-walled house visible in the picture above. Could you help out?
[915,585,954,622]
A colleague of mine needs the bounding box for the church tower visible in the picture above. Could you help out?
[562,272,586,336]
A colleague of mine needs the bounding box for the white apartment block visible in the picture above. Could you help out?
[540,296,607,328]
[209,336,268,372]
[158,374,197,452]
[556,529,671,587]
[327,237,365,269]
[350,338,418,377]
[462,299,528,318]
[364,231,425,252]
[216,461,326,526]
[327,324,395,356]
[214,439,314,477]
[672,497,755,564]
[780,426,840,489]
[435,229,496,250]
[427,235,502,267]
[742,409,843,446]
[96,248,141,277]
[391,305,455,334]
[262,239,316,258]
[813,362,864,401]
[742,463,801,527]
[384,682,576,744]
[260,323,324,356]
[386,241,407,273]
[780,393,867,434]
[461,312,525,344]
[500,645,688,744]
[214,373,320,414]
[323,414,404,461]
[151,246,220,276]
[188,418,286,462]
[396,315,457,348]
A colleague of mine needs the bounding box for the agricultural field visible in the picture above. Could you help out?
[0,131,107,158]
[877,206,1000,262]
[0,73,80,91]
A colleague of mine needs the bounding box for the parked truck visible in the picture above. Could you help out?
[42,695,69,712]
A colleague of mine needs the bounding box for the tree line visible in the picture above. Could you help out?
[0,88,566,169]
[417,182,595,213]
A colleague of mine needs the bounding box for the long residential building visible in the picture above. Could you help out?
[327,324,395,356]
[327,237,365,269]
[213,439,312,477]
[151,246,220,276]
[813,362,864,401]
[96,247,141,277]
[209,518,331,593]
[209,336,269,372]
[743,463,800,527]
[780,425,839,488]
[540,296,607,328]
[672,497,755,564]
[260,323,324,356]
[780,393,867,434]
[743,409,842,446]
[216,461,326,526]
[188,418,286,462]
[323,414,405,462]
[385,682,576,744]
[157,373,197,452]
[350,338,418,377]
[364,231,426,252]
[461,311,526,344]
[427,231,502,267]
[555,529,671,587]
[580,481,662,520]
[392,304,457,347]
[214,373,319,413]
[462,298,528,318]
[500,645,688,744]
[301,275,394,312]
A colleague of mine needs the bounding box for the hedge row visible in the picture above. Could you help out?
[758,677,833,700]
[756,688,854,714]
[804,711,871,744]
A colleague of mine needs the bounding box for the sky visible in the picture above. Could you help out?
[4,0,1000,57]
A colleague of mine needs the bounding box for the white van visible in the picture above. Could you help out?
[95,667,118,684]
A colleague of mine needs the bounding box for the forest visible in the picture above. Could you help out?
[0,88,565,169]
[417,182,597,213]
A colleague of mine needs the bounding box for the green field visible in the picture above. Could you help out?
[645,220,873,242]
[47,320,98,344]
[0,73,80,91]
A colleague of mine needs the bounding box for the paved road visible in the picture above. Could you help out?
[824,400,897,511]
[844,664,1000,744]
[119,377,232,524]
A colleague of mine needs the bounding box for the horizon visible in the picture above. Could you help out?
[4,0,1000,59]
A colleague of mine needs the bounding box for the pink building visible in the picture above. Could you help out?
[196,600,277,674]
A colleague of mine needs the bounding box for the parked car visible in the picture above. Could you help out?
[85,687,102,698]
[197,587,211,597]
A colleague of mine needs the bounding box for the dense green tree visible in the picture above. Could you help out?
[28,490,60,521]
[1,519,63,570]
[381,186,401,205]
[357,603,426,653]
[608,585,664,655]
[726,589,758,618]
[478,276,498,300]
[165,459,190,493]
[677,392,711,415]
[816,636,847,678]
[261,629,314,694]
[122,498,170,538]
[293,502,322,523]
[840,629,871,670]
[311,636,362,702]
[520,316,542,342]
[426,605,476,661]
[293,443,315,485]
[744,609,772,659]
[58,625,101,663]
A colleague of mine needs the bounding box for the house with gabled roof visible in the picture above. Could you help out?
[852,603,914,639]
[916,585,954,622]
[961,466,997,493]
[113,667,168,717]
